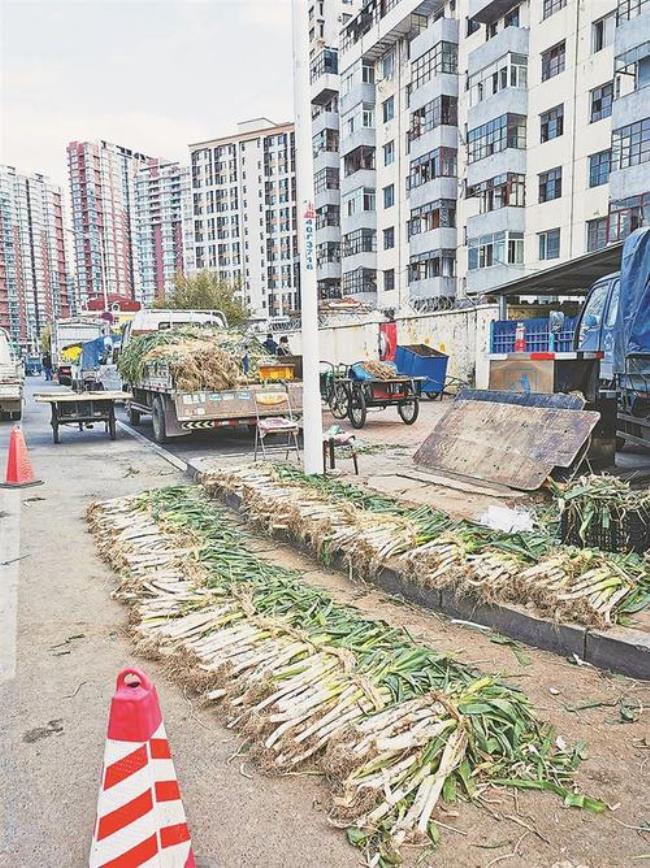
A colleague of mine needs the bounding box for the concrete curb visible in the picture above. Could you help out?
[204,481,649,681]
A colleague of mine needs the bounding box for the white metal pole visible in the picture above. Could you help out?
[292,0,323,474]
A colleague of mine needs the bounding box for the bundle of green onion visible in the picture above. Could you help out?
[203,464,650,626]
[88,485,604,865]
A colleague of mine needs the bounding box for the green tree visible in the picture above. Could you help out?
[155,271,248,326]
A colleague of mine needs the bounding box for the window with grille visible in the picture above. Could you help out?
[538,228,560,260]
[467,114,526,163]
[383,269,395,291]
[590,82,614,122]
[538,167,562,203]
[540,105,564,142]
[408,96,458,143]
[467,173,525,212]
[587,218,608,251]
[588,150,611,187]
[543,0,566,19]
[468,231,523,269]
[407,148,458,189]
[409,199,456,235]
[411,42,458,90]
[383,227,395,249]
[342,228,376,256]
[612,118,650,169]
[541,42,566,81]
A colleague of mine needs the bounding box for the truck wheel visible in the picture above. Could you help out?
[398,399,420,425]
[152,396,168,444]
[128,405,141,426]
[348,388,367,429]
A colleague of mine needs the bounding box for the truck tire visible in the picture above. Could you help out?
[128,405,141,426]
[152,396,168,444]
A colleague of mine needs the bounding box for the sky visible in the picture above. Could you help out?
[1,0,295,190]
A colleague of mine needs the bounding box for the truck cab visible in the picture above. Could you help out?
[573,272,620,382]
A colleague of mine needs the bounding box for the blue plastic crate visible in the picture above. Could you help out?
[490,317,578,354]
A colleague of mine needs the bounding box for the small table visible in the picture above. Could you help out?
[322,430,359,475]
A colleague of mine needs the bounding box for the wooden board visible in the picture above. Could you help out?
[34,390,131,403]
[413,398,600,491]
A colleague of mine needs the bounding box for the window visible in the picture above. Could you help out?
[342,267,377,296]
[383,141,395,165]
[617,0,650,21]
[540,104,563,142]
[411,41,458,90]
[612,118,650,169]
[383,184,395,208]
[384,269,395,291]
[316,204,340,229]
[408,96,458,142]
[590,82,613,122]
[409,199,456,235]
[467,173,525,212]
[383,226,395,249]
[468,231,524,269]
[543,0,566,19]
[587,217,608,251]
[382,51,395,80]
[589,150,611,187]
[343,145,375,176]
[504,5,520,26]
[538,167,562,202]
[592,13,615,53]
[539,228,560,260]
[343,186,376,215]
[468,53,527,106]
[407,148,457,189]
[342,228,376,255]
[408,249,456,281]
[312,129,339,157]
[606,281,620,327]
[467,114,526,163]
[466,17,480,36]
[314,167,339,192]
[541,42,566,81]
[608,193,650,241]
[316,242,341,265]
[310,47,338,83]
[383,96,395,123]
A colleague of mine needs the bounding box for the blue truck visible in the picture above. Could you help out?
[573,227,650,449]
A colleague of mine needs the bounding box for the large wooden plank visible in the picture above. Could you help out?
[413,398,600,491]
[34,391,131,403]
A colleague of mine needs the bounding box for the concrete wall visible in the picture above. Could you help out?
[282,303,499,387]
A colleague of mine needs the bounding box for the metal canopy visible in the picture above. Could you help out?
[488,242,624,298]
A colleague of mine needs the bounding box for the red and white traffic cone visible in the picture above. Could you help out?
[90,668,196,867]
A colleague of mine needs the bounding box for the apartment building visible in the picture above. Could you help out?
[67,140,151,306]
[309,0,359,300]
[188,119,299,320]
[0,165,70,349]
[133,160,191,306]
[313,0,647,310]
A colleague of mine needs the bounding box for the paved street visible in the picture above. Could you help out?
[0,378,649,867]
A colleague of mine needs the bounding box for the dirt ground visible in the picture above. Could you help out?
[2,382,648,867]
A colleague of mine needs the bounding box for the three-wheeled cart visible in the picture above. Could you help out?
[327,363,422,429]
[35,390,131,444]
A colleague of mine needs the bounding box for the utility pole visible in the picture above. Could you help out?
[292,0,324,474]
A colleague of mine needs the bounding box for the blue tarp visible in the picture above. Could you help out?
[81,335,115,370]
[614,227,650,374]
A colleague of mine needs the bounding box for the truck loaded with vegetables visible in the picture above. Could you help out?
[118,309,302,443]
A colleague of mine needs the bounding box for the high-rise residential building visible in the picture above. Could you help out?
[309,0,360,301]
[0,165,70,349]
[67,140,151,306]
[311,0,647,311]
[133,160,191,306]
[188,119,299,320]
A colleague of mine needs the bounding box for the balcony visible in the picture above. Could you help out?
[468,88,528,132]
[408,125,457,160]
[409,226,457,256]
[341,168,377,196]
[615,2,650,58]
[408,176,457,208]
[409,275,456,300]
[468,0,519,23]
[466,149,526,188]
[466,206,525,238]
[467,25,529,77]
[316,259,342,281]
[466,263,526,295]
[311,48,339,106]
[312,110,340,136]
[341,126,376,155]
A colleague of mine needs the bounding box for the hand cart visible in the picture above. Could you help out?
[35,390,132,444]
[327,364,423,429]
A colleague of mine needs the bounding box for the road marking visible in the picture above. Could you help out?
[0,489,21,683]
[116,421,190,474]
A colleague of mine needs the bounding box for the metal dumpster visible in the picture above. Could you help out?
[394,344,448,397]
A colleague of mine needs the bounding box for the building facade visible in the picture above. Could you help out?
[67,140,151,306]
[0,165,70,349]
[133,160,191,306]
[311,0,648,311]
[188,119,299,320]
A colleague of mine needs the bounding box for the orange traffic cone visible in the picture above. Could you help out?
[90,668,196,867]
[0,426,43,488]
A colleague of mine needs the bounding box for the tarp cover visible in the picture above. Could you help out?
[614,227,650,374]
[81,335,113,370]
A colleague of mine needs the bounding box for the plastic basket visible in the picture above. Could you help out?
[258,364,295,381]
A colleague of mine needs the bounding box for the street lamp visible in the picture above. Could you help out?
[292,0,324,474]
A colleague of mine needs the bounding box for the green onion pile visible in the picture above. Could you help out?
[88,485,604,866]
[203,465,650,626]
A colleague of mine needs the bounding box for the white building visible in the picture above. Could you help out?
[133,160,191,306]
[188,119,299,320]
[309,0,647,311]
